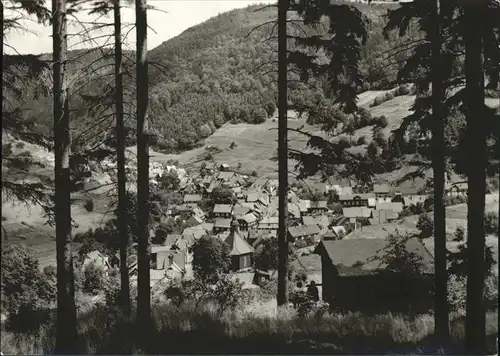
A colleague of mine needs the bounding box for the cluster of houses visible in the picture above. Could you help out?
[81,161,469,299]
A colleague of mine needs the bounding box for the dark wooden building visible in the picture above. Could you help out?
[313,237,434,314]
[224,219,254,272]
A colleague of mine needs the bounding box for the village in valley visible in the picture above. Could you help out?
[81,156,473,308]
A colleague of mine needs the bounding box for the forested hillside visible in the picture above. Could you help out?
[3,2,419,152]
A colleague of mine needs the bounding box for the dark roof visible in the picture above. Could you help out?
[224,227,254,256]
[314,238,434,276]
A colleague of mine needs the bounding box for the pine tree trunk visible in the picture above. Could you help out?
[464,1,487,354]
[431,0,449,343]
[114,0,130,317]
[135,0,151,348]
[1,2,4,108]
[53,0,77,352]
[277,0,289,307]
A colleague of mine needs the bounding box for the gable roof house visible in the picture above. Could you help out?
[339,194,372,207]
[342,207,372,220]
[375,202,403,216]
[303,215,330,230]
[313,238,434,314]
[182,226,207,241]
[213,204,233,218]
[246,191,260,203]
[213,218,232,233]
[249,178,268,191]
[288,225,321,242]
[237,213,258,231]
[81,251,112,275]
[201,175,214,187]
[223,219,255,272]
[404,195,428,206]
[151,245,187,273]
[192,207,206,219]
[446,182,468,197]
[373,183,391,198]
[308,200,328,213]
[298,200,311,215]
[232,205,251,218]
[287,202,302,220]
[342,207,373,231]
[257,216,279,232]
[217,171,235,183]
[205,179,221,195]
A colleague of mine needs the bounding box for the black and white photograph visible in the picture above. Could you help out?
[1,0,499,354]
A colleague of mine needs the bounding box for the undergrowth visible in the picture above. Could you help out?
[1,302,498,355]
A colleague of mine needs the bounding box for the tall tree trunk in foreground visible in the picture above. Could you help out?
[277,0,289,307]
[53,0,77,352]
[464,0,487,353]
[135,0,151,347]
[114,0,130,317]
[430,0,449,343]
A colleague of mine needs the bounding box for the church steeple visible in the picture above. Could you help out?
[230,217,240,235]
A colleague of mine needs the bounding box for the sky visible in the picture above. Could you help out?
[3,0,274,55]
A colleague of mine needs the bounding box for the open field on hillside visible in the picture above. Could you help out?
[137,90,418,178]
[128,114,310,179]
[2,195,113,268]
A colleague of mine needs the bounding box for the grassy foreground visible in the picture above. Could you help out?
[1,301,498,355]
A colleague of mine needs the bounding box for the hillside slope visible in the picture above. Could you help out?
[3,2,415,153]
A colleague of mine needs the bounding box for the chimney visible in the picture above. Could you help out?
[231,218,241,235]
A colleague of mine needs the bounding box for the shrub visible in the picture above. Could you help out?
[385,91,395,101]
[259,279,278,300]
[453,226,465,242]
[83,262,105,295]
[251,170,258,177]
[84,198,94,212]
[198,124,212,138]
[356,136,366,145]
[18,150,32,158]
[190,236,231,283]
[484,212,498,236]
[370,95,385,107]
[375,115,388,128]
[15,141,25,149]
[264,101,276,117]
[398,84,412,95]
[367,141,379,158]
[229,141,237,149]
[448,274,498,313]
[294,240,307,249]
[372,129,386,147]
[2,143,13,156]
[251,108,268,124]
[1,245,56,332]
[417,213,434,239]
